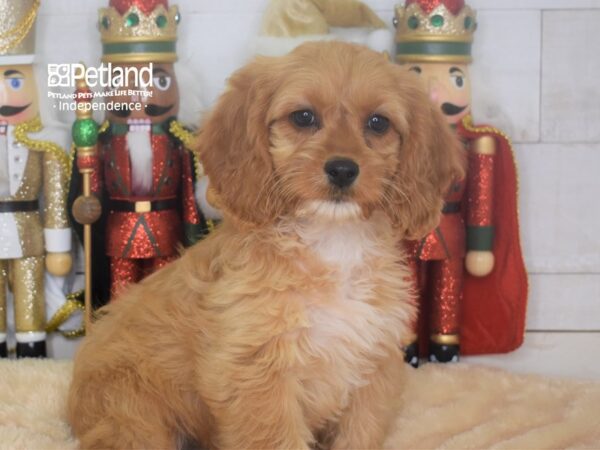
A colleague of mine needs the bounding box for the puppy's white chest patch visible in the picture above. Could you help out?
[287,217,409,420]
[308,225,367,269]
[298,220,394,377]
[298,218,378,269]
[307,272,386,356]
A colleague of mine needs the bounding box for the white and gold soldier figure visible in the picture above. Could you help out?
[0,0,72,357]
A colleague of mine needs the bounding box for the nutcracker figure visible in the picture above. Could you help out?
[0,0,72,357]
[394,0,528,365]
[70,0,210,308]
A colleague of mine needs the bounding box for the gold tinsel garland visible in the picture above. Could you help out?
[169,119,206,184]
[0,0,39,53]
[45,291,85,338]
[169,119,198,150]
[14,115,71,172]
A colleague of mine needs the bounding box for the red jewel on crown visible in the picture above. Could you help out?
[405,0,465,15]
[109,0,168,15]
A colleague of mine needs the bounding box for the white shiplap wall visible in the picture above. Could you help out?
[34,0,600,335]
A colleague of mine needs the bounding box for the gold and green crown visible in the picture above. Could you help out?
[0,0,39,65]
[394,1,477,64]
[98,4,180,63]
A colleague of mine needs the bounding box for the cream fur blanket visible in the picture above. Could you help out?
[1,360,599,449]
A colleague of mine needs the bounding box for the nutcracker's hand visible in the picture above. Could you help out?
[72,195,102,225]
[184,223,205,247]
[465,250,494,277]
[46,252,73,276]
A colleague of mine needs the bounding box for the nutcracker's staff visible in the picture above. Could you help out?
[71,72,101,329]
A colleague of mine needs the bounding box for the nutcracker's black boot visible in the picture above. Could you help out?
[16,340,46,358]
[404,341,419,368]
[0,341,7,358]
[429,342,459,363]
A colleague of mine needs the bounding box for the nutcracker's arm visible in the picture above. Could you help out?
[169,119,216,245]
[181,148,210,246]
[42,150,72,276]
[465,135,495,276]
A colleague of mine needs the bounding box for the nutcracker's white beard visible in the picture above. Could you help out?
[127,130,153,196]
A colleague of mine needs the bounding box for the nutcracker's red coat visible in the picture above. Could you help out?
[89,132,200,258]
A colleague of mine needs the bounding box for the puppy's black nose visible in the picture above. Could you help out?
[324,159,359,188]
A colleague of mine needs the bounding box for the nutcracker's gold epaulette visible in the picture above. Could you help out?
[14,115,70,172]
[461,115,513,147]
[169,119,200,151]
[169,119,205,181]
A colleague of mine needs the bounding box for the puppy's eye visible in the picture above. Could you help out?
[290,110,317,128]
[366,114,390,134]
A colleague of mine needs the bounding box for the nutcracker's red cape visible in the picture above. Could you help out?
[458,116,528,355]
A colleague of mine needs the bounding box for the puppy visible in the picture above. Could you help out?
[68,41,464,449]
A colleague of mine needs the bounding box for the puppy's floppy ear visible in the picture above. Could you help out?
[198,57,283,225]
[387,75,466,239]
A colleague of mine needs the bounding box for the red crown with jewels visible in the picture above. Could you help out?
[406,0,465,16]
[394,0,477,63]
[98,0,180,63]
[109,0,168,15]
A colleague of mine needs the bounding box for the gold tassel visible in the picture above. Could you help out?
[98,119,110,134]
[45,292,86,338]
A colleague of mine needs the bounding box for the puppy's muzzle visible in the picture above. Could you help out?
[324,158,359,189]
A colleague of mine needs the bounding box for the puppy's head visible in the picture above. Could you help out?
[199,41,464,239]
